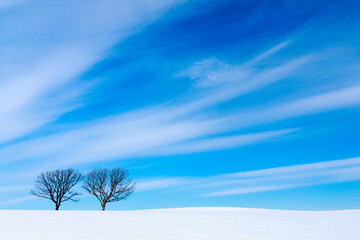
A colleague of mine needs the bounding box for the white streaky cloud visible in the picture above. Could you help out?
[0,46,98,114]
[153,52,310,123]
[0,83,297,167]
[178,58,252,88]
[205,157,360,196]
[0,46,100,143]
[0,0,24,9]
[0,115,228,165]
[0,0,185,144]
[136,178,194,192]
[0,35,316,168]
[0,185,32,194]
[0,196,35,207]
[270,84,360,117]
[243,40,290,66]
[129,157,360,197]
[0,0,358,211]
[0,30,358,170]
[1,77,359,169]
[224,84,360,129]
[178,40,291,88]
[154,129,298,156]
[0,110,218,165]
[223,157,360,178]
[207,185,295,196]
[1,74,359,167]
[207,166,360,196]
[178,55,312,113]
[1,115,291,167]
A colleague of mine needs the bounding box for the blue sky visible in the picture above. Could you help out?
[1,0,360,211]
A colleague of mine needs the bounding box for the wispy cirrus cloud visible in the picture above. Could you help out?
[0,0,185,144]
[206,157,360,196]
[0,110,297,167]
[0,37,310,168]
[0,0,25,10]
[0,0,360,210]
[178,41,290,88]
[136,157,360,196]
[0,185,32,194]
[152,129,298,156]
[1,40,359,170]
[136,178,194,192]
[178,57,252,88]
[0,196,35,207]
[1,1,360,197]
[176,54,312,115]
[7,156,359,204]
[0,46,101,143]
[227,84,360,129]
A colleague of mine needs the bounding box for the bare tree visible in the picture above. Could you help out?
[82,168,135,211]
[30,169,82,210]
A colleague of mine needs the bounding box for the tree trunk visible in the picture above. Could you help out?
[102,204,105,211]
[55,205,59,211]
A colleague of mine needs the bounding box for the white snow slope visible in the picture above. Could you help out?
[0,207,359,240]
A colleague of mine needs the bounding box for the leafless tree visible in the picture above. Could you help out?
[30,169,82,210]
[82,168,135,211]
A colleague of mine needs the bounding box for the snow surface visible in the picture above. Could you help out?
[0,207,359,240]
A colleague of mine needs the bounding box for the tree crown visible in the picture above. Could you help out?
[31,168,82,209]
[82,168,134,207]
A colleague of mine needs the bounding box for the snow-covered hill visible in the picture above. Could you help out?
[1,207,359,240]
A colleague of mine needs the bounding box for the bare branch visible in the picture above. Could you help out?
[82,168,135,211]
[30,169,82,210]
